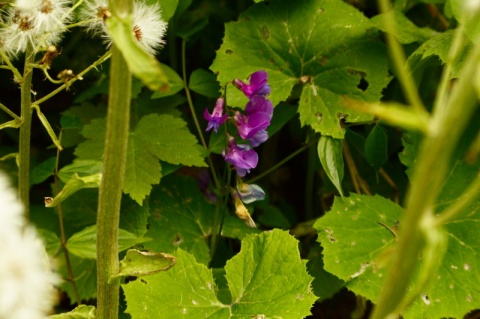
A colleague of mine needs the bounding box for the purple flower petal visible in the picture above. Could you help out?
[234,111,271,140]
[204,98,228,133]
[233,70,271,99]
[223,137,259,176]
[248,130,269,147]
[245,95,273,117]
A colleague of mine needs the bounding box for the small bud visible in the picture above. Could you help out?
[231,188,256,228]
[40,45,59,66]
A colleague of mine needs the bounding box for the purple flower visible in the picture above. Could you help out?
[204,98,229,133]
[245,95,273,117]
[223,137,258,177]
[234,111,271,140]
[233,70,271,99]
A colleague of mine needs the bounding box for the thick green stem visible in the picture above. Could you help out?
[18,48,35,217]
[96,46,132,319]
[370,45,480,319]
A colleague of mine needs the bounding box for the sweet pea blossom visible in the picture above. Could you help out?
[231,188,256,228]
[223,137,258,177]
[236,180,265,204]
[204,98,228,132]
[234,95,273,143]
[233,70,271,99]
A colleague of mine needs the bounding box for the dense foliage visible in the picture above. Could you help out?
[0,0,479,318]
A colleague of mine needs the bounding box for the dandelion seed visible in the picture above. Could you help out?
[0,173,59,319]
[81,0,167,55]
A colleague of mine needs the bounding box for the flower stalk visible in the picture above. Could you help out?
[18,46,35,217]
[96,1,133,317]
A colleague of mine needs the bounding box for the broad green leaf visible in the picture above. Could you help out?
[306,243,344,300]
[318,135,344,197]
[370,10,437,44]
[407,30,473,79]
[124,249,229,318]
[123,230,317,318]
[48,305,96,319]
[144,175,215,265]
[211,0,390,138]
[106,14,169,91]
[119,195,150,237]
[315,192,480,318]
[45,174,102,208]
[58,188,98,229]
[31,157,56,185]
[59,255,97,304]
[224,229,317,318]
[221,211,261,240]
[364,124,388,170]
[267,102,298,137]
[75,114,206,204]
[114,249,176,277]
[189,68,221,98]
[151,64,184,99]
[66,225,151,259]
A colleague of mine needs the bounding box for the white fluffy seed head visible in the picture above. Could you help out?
[0,0,71,58]
[0,173,60,319]
[80,0,167,55]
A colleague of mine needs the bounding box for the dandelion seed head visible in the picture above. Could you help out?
[0,173,60,319]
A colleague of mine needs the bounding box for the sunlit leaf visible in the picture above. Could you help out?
[211,0,391,138]
[318,135,344,197]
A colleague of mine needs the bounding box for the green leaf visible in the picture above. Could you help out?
[37,229,61,256]
[123,230,317,318]
[45,174,102,208]
[449,0,480,44]
[364,124,388,170]
[314,192,480,318]
[114,249,176,277]
[119,195,150,237]
[407,30,473,79]
[59,255,97,304]
[189,68,221,98]
[370,10,437,44]
[267,102,298,137]
[318,135,344,197]
[75,114,206,204]
[211,0,390,138]
[58,160,103,183]
[144,175,215,265]
[66,225,151,259]
[106,14,169,91]
[31,157,56,185]
[48,305,96,319]
[150,64,184,99]
[306,243,344,300]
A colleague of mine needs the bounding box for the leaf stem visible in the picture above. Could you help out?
[96,1,132,316]
[435,173,480,225]
[18,46,35,217]
[54,132,81,305]
[0,50,23,82]
[32,51,112,107]
[0,102,20,120]
[246,137,318,184]
[377,0,427,117]
[180,39,221,190]
[31,105,63,150]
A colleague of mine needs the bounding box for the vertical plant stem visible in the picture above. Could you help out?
[18,47,35,217]
[96,6,132,316]
[371,45,480,319]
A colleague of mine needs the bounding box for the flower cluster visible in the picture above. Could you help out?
[0,0,71,58]
[204,70,273,177]
[80,0,168,55]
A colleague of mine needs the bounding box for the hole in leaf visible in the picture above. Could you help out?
[140,279,147,284]
[225,49,233,54]
[318,8,325,13]
[172,233,184,246]
[358,77,369,91]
